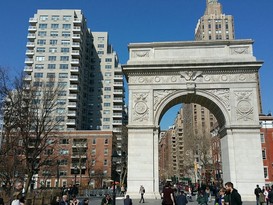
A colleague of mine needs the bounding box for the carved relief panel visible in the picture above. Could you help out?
[132,92,150,123]
[234,90,254,121]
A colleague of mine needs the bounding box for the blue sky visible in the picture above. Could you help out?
[0,0,272,130]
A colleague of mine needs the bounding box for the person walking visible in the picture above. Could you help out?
[161,182,175,205]
[255,185,263,205]
[224,182,242,205]
[197,190,208,205]
[139,185,145,203]
[124,195,133,205]
[176,190,188,205]
[214,188,226,205]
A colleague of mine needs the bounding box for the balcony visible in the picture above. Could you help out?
[27,34,36,39]
[71,59,80,65]
[114,75,123,80]
[26,42,35,47]
[67,102,77,108]
[73,26,81,32]
[71,50,80,57]
[113,89,123,95]
[67,111,77,117]
[72,34,81,40]
[113,97,123,103]
[24,58,34,64]
[113,105,123,111]
[68,94,77,100]
[72,42,80,49]
[25,50,34,56]
[113,120,122,125]
[24,75,32,81]
[28,26,37,31]
[70,75,79,82]
[24,66,33,73]
[66,119,76,125]
[72,143,87,148]
[113,112,122,117]
[73,18,81,23]
[69,85,78,91]
[70,67,79,73]
[29,18,37,23]
[114,82,123,87]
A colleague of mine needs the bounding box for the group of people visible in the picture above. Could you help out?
[51,194,89,205]
[161,182,188,205]
[254,184,273,205]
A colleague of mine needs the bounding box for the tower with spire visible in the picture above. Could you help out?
[195,0,234,40]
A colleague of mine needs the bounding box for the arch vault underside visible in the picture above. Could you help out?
[122,40,264,201]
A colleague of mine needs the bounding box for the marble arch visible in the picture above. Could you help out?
[122,40,264,201]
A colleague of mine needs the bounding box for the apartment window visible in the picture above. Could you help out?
[60,64,69,69]
[33,81,43,87]
[98,51,104,55]
[44,149,53,155]
[59,73,68,78]
[105,72,111,77]
[60,56,69,61]
[48,64,56,69]
[63,15,72,21]
[60,139,69,145]
[51,15,59,21]
[51,24,59,29]
[36,56,45,61]
[37,39,46,45]
[35,64,44,69]
[36,47,45,53]
[57,99,66,105]
[261,133,265,143]
[103,125,110,129]
[46,82,54,87]
[39,23,47,29]
[104,87,111,91]
[105,139,108,144]
[58,82,67,87]
[103,110,110,114]
[50,31,58,37]
[59,149,69,155]
[48,56,57,61]
[59,171,67,176]
[38,31,47,37]
[104,148,108,155]
[264,167,268,178]
[98,44,104,48]
[92,139,96,145]
[105,65,112,69]
[104,95,111,99]
[49,47,57,53]
[105,58,112,62]
[104,103,111,107]
[62,31,71,37]
[55,116,65,122]
[98,37,105,41]
[61,40,70,45]
[50,40,58,45]
[103,118,110,122]
[104,159,108,166]
[34,73,43,78]
[47,73,55,78]
[262,149,266,159]
[61,48,70,53]
[56,108,65,113]
[63,24,71,29]
[39,15,48,21]
[58,91,67,96]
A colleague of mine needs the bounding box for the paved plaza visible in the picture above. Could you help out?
[87,196,255,205]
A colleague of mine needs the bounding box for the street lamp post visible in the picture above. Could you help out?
[73,166,79,185]
[56,160,60,188]
[111,151,120,205]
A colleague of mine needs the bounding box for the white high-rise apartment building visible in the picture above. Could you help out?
[24,10,125,140]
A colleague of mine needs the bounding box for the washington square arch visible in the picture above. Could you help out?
[122,39,265,201]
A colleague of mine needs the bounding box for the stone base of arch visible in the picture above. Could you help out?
[125,126,161,199]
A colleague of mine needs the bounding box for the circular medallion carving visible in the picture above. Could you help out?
[138,77,144,83]
[135,101,148,114]
[171,76,177,82]
[204,75,211,81]
[237,100,251,113]
[221,75,228,81]
[155,76,161,82]
[239,74,246,81]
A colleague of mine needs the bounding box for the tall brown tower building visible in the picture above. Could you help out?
[195,0,235,40]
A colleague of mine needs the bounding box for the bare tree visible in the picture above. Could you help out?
[0,68,64,196]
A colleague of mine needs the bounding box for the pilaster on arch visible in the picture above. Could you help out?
[153,89,231,129]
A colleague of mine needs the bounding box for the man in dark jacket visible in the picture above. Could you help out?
[124,195,133,205]
[255,185,262,205]
[268,185,273,204]
[176,191,188,205]
[224,182,242,205]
